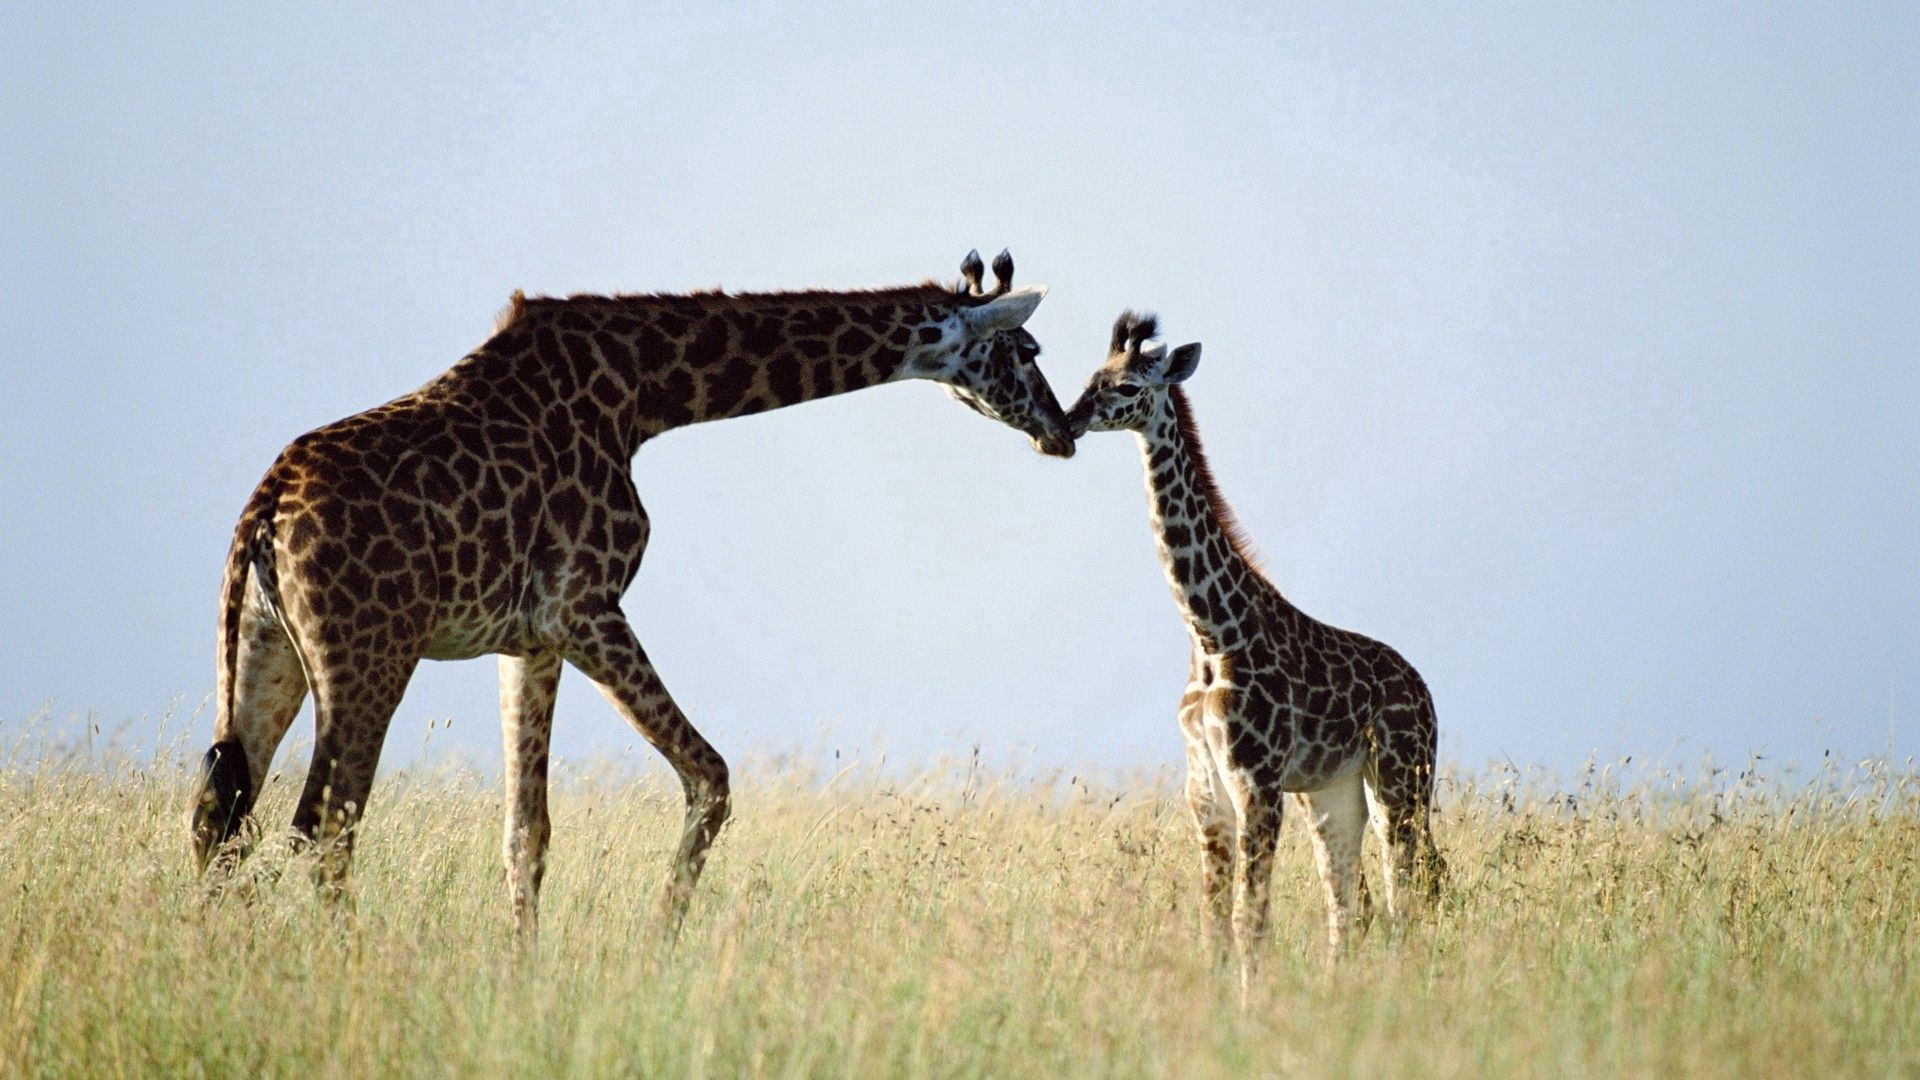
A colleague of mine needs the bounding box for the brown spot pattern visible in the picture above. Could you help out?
[189,260,1070,942]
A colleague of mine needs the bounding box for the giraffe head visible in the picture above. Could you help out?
[906,250,1075,458]
[1065,311,1202,437]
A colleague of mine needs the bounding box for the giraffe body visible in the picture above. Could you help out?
[1067,313,1444,986]
[191,253,1073,939]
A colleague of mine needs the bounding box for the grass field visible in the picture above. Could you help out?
[3,727,1915,1078]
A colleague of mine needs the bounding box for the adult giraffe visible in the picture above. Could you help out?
[190,250,1073,940]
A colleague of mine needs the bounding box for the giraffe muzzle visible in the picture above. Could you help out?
[1064,397,1094,440]
[1035,430,1076,458]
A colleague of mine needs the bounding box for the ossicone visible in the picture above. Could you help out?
[959,249,986,295]
[1110,309,1159,355]
[990,249,1014,295]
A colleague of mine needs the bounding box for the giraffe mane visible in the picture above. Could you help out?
[495,281,988,330]
[1168,384,1266,574]
[495,289,529,333]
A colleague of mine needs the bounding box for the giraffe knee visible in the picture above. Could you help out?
[1198,823,1233,875]
[697,760,732,832]
[505,816,552,895]
[505,809,552,858]
[191,739,254,871]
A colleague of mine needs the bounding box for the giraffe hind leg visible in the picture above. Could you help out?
[289,648,419,906]
[1299,770,1373,955]
[500,651,561,949]
[1365,709,1446,916]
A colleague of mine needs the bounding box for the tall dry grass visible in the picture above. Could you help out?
[2,719,1915,1078]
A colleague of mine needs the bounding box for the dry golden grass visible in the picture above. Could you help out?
[3,724,1916,1079]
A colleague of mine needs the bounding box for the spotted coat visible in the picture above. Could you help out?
[191,252,1073,940]
[1067,312,1445,986]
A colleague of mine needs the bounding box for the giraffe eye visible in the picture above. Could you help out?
[1112,384,1143,397]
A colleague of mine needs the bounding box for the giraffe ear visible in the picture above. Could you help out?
[962,285,1047,335]
[1163,342,1201,383]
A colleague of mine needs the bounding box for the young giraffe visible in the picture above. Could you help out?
[190,250,1075,942]
[1066,312,1445,985]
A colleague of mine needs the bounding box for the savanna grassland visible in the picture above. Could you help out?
[3,723,1916,1079]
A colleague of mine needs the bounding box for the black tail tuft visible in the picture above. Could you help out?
[191,739,254,872]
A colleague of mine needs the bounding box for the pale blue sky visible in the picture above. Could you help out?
[3,3,1915,780]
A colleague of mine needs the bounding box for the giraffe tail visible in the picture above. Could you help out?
[191,477,281,873]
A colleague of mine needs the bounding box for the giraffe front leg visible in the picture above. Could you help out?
[1228,781,1283,998]
[558,609,730,934]
[500,651,561,949]
[1179,697,1233,964]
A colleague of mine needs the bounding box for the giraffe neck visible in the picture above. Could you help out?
[1136,386,1269,653]
[475,287,962,455]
